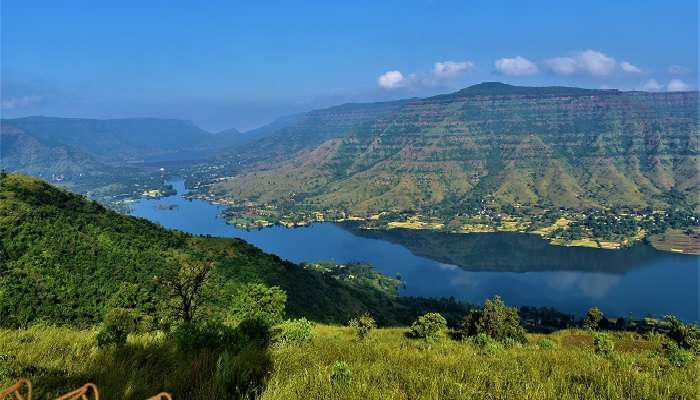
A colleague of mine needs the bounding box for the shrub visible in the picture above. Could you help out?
[538,338,558,350]
[470,333,503,355]
[231,283,287,326]
[233,317,273,350]
[96,324,127,348]
[175,320,232,351]
[456,296,526,344]
[275,318,314,346]
[583,307,604,330]
[664,315,700,353]
[348,313,376,340]
[330,361,352,386]
[175,318,272,353]
[593,332,614,356]
[96,308,141,347]
[407,313,447,341]
[664,341,695,368]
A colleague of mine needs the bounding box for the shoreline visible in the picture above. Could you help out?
[163,185,700,256]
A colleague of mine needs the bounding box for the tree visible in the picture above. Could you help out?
[230,283,287,326]
[583,307,604,330]
[348,313,376,340]
[457,296,526,344]
[156,250,215,323]
[406,312,447,341]
[665,315,700,353]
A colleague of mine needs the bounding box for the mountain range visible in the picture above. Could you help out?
[198,82,698,214]
[0,116,263,178]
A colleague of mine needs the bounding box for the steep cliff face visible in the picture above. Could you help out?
[206,83,698,214]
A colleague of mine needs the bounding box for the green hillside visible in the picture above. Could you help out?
[193,83,698,217]
[0,173,467,329]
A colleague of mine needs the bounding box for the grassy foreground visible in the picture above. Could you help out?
[1,325,698,400]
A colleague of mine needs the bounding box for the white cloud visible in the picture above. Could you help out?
[432,60,474,78]
[667,79,690,92]
[578,50,617,76]
[494,56,539,76]
[545,50,619,77]
[667,65,689,75]
[377,70,407,90]
[641,79,663,91]
[620,61,642,73]
[378,59,475,89]
[544,57,577,75]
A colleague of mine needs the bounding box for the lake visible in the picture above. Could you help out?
[131,180,699,321]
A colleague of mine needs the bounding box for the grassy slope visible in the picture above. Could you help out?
[0,325,697,400]
[264,326,698,400]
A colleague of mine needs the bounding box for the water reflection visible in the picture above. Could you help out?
[340,224,666,273]
[131,180,699,321]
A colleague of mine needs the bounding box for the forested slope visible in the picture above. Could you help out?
[0,173,466,328]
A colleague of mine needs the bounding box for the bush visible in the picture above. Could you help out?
[231,283,287,326]
[407,313,447,341]
[664,341,695,368]
[664,315,700,353]
[275,318,314,346]
[348,313,376,341]
[456,296,526,344]
[175,320,232,351]
[538,338,558,350]
[175,318,272,353]
[233,317,273,350]
[593,332,614,356]
[96,324,127,348]
[330,361,352,386]
[96,308,142,347]
[583,307,604,330]
[470,332,503,355]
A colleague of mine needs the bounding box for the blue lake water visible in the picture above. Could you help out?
[132,180,699,321]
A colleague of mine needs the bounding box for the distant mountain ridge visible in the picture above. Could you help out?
[0,116,257,180]
[199,82,699,214]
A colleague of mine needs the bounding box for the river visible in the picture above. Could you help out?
[131,180,699,321]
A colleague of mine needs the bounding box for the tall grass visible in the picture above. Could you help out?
[0,325,267,399]
[1,325,697,399]
[261,327,699,400]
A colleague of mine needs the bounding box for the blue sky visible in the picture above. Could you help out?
[1,0,697,131]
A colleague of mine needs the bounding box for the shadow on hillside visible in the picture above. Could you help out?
[7,337,273,400]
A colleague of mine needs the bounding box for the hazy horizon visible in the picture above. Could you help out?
[2,0,698,131]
